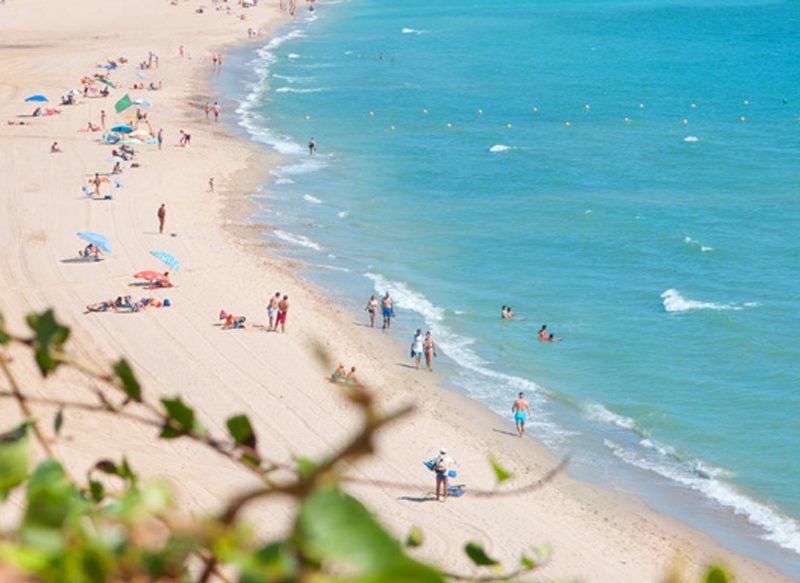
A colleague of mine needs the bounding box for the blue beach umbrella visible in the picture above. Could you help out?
[150,250,180,272]
[132,98,152,107]
[77,232,112,253]
[110,124,133,133]
[24,95,48,102]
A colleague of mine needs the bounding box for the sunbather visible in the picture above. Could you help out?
[85,300,116,313]
[219,310,246,329]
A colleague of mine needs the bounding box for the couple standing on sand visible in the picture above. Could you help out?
[365,292,395,330]
[411,329,437,371]
[266,292,290,332]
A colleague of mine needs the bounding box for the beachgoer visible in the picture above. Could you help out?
[381,292,394,329]
[538,325,548,342]
[423,331,437,372]
[411,329,423,370]
[346,366,359,385]
[328,362,347,383]
[276,295,289,333]
[100,110,106,129]
[158,203,166,234]
[112,161,122,175]
[308,137,316,155]
[501,305,510,319]
[179,45,185,57]
[266,292,280,331]
[50,142,61,153]
[208,177,215,192]
[365,294,378,327]
[91,173,102,195]
[507,307,514,318]
[213,101,220,122]
[547,333,562,342]
[433,448,455,502]
[512,392,532,438]
[157,128,164,150]
[204,102,211,120]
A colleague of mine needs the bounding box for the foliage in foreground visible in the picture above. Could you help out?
[0,309,732,582]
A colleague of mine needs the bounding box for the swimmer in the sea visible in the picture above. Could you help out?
[538,325,548,341]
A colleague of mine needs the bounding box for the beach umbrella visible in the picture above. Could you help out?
[66,89,82,95]
[119,138,143,145]
[134,270,169,284]
[24,95,48,102]
[108,156,125,163]
[128,129,151,139]
[150,250,181,272]
[132,98,152,107]
[77,232,112,253]
[110,125,133,133]
[97,78,116,88]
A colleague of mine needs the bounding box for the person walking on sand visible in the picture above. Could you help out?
[308,137,316,155]
[365,294,378,327]
[100,109,106,130]
[411,329,423,369]
[381,292,394,330]
[266,292,280,331]
[208,177,215,192]
[157,203,166,234]
[512,392,532,438]
[275,295,290,333]
[423,331,437,372]
[157,128,164,150]
[204,102,211,120]
[91,173,102,196]
[433,448,455,502]
[213,101,221,122]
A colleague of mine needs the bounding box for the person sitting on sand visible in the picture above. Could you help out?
[87,121,101,132]
[114,296,134,310]
[50,142,61,153]
[112,161,122,175]
[78,243,102,260]
[346,366,359,385]
[326,362,347,383]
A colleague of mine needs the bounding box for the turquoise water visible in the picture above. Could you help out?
[226,0,800,574]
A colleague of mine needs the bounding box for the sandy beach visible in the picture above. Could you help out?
[0,0,794,581]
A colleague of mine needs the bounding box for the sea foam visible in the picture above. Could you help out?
[661,289,751,313]
[273,229,322,251]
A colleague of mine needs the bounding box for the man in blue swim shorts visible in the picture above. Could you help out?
[512,392,532,438]
[381,291,394,330]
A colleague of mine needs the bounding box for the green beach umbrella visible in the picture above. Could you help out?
[115,94,132,113]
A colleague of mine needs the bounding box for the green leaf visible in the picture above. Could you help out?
[160,398,195,439]
[0,422,31,500]
[239,542,298,583]
[489,455,512,483]
[114,359,141,402]
[23,459,85,532]
[227,414,257,450]
[405,526,425,548]
[88,480,105,503]
[520,554,536,569]
[25,309,70,376]
[464,541,499,567]
[54,409,64,436]
[295,457,317,478]
[704,566,731,583]
[0,312,10,344]
[296,487,443,582]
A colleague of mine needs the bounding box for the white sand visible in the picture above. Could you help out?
[0,1,793,581]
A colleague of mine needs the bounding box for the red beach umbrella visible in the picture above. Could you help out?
[133,270,169,284]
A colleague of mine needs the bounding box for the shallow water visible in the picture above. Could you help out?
[221,0,800,575]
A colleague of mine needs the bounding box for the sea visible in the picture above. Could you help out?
[218,0,800,577]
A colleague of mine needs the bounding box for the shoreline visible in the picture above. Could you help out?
[0,1,796,581]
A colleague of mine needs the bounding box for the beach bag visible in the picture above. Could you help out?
[434,457,447,475]
[163,299,171,307]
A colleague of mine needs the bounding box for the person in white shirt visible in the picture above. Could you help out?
[433,447,455,502]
